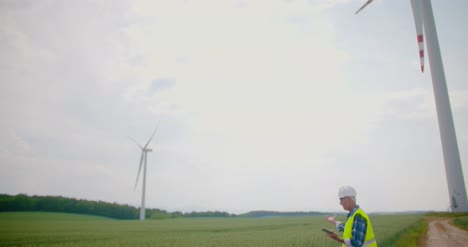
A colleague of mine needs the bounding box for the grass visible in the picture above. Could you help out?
[377,218,427,247]
[0,212,424,247]
[453,216,468,230]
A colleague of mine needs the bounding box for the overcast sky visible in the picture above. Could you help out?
[1,0,468,214]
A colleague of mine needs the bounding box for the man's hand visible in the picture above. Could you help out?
[324,215,336,225]
[325,232,344,244]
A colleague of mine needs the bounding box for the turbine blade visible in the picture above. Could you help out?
[128,136,143,149]
[355,0,374,15]
[144,121,160,149]
[134,151,145,190]
[410,0,425,72]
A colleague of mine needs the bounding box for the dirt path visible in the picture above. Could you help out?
[425,219,468,247]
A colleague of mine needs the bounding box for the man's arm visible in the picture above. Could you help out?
[336,222,345,232]
[324,215,346,244]
[324,215,345,232]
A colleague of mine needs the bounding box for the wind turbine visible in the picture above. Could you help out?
[130,123,160,220]
[355,0,468,212]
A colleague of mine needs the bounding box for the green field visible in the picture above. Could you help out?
[0,212,423,247]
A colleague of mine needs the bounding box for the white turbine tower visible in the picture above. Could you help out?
[131,124,160,220]
[355,0,468,212]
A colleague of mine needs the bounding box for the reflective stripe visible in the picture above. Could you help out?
[364,238,376,246]
[342,239,352,247]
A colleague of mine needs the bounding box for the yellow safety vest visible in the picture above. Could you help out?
[342,208,377,247]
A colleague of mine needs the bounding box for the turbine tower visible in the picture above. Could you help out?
[355,0,468,212]
[131,124,160,220]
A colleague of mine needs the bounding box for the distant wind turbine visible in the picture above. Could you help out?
[130,123,160,220]
[355,0,468,212]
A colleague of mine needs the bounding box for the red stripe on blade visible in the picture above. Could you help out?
[417,35,423,43]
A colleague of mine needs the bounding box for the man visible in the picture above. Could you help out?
[324,186,377,247]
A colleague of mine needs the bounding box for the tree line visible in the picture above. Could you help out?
[0,194,234,219]
[0,194,324,219]
[0,194,138,219]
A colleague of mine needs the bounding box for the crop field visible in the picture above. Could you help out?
[0,212,423,247]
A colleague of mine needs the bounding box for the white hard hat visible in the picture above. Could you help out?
[338,186,357,198]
